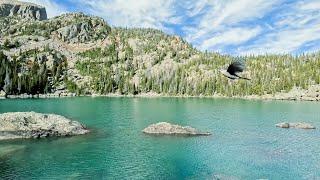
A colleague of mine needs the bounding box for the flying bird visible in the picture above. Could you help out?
[220,59,251,80]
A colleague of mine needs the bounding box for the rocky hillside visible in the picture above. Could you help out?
[0,1,319,100]
[0,0,47,20]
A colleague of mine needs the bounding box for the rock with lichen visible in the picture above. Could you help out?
[0,0,47,20]
[143,122,211,136]
[0,112,89,140]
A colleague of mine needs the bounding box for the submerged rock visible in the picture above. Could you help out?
[276,122,315,129]
[212,174,240,180]
[0,145,25,158]
[0,112,89,140]
[143,122,211,136]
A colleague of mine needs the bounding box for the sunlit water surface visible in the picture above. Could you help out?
[0,97,319,179]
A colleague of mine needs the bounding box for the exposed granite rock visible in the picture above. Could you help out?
[276,122,316,129]
[0,0,47,20]
[276,122,290,128]
[0,112,89,140]
[143,122,211,136]
[0,90,5,98]
[56,13,110,43]
[245,85,320,101]
[0,1,319,100]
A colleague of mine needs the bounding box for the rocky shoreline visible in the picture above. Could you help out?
[0,112,89,140]
[1,91,319,101]
[0,84,319,101]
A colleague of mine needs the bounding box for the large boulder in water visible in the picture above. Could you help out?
[276,122,315,129]
[143,122,211,136]
[0,112,89,140]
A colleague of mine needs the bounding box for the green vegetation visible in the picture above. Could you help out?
[0,49,68,95]
[75,28,320,96]
[1,13,319,97]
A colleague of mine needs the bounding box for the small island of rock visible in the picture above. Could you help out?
[143,122,211,136]
[0,112,89,140]
[276,122,316,129]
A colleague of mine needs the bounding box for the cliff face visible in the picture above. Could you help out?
[0,0,47,20]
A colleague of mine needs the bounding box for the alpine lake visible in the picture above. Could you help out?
[0,97,319,179]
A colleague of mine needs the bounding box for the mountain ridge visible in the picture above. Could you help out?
[0,0,47,20]
[0,1,319,101]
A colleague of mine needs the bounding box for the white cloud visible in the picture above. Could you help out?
[299,0,320,10]
[239,26,320,55]
[72,0,178,30]
[184,0,281,51]
[184,0,209,17]
[18,0,320,55]
[21,0,67,17]
[200,27,262,50]
[238,0,320,55]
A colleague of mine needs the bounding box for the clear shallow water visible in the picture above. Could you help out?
[0,97,319,179]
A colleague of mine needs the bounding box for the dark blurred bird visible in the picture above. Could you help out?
[220,59,251,80]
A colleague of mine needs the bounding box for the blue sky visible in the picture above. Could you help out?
[23,0,320,55]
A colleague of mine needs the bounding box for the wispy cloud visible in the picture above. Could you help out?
[70,0,178,31]
[200,27,262,51]
[182,0,282,55]
[238,0,320,55]
[20,0,320,55]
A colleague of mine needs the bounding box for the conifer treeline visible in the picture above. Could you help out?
[74,28,320,96]
[0,50,67,95]
[1,27,319,97]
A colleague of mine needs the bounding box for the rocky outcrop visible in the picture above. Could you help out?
[0,0,47,20]
[276,122,316,129]
[0,90,5,98]
[0,112,89,140]
[143,122,211,136]
[56,13,110,43]
[246,85,320,101]
[1,1,319,100]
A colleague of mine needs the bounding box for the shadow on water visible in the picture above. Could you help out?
[0,145,26,178]
[0,159,17,178]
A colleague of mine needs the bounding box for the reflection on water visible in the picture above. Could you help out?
[0,97,319,179]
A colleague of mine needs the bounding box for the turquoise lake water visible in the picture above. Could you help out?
[0,97,320,179]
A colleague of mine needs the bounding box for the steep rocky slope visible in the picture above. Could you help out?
[0,1,319,100]
[0,0,47,20]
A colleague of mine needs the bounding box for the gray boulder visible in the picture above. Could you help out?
[0,112,89,140]
[57,17,108,43]
[0,0,47,20]
[143,122,211,136]
[0,90,5,98]
[276,122,315,129]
